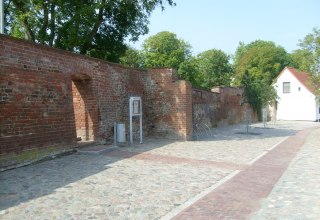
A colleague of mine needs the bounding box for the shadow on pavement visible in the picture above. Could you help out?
[0,121,318,211]
[0,140,172,211]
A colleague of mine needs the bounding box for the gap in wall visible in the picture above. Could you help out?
[71,79,95,142]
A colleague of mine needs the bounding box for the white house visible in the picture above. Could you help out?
[274,67,319,121]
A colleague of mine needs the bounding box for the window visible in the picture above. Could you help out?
[283,82,290,93]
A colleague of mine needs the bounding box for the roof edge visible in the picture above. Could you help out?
[276,66,316,95]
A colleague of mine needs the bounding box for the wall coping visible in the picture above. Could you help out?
[0,34,147,73]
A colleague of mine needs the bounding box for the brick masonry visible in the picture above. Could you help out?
[145,69,193,140]
[193,87,256,128]
[0,34,254,170]
[0,35,193,169]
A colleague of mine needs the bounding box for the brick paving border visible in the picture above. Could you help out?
[106,150,248,170]
[172,126,319,220]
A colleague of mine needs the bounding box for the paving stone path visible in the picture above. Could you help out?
[172,126,319,220]
[250,126,320,220]
[0,121,319,220]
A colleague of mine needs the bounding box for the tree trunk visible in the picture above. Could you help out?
[49,2,56,47]
[39,0,49,44]
[79,0,105,54]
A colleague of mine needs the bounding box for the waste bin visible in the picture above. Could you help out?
[116,123,126,143]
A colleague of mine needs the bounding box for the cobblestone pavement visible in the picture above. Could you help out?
[172,124,320,220]
[250,126,320,220]
[0,121,319,220]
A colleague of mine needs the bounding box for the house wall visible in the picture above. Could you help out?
[275,69,317,121]
[0,35,192,170]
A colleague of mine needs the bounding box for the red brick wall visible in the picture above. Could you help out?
[0,35,193,169]
[72,80,97,141]
[193,87,256,128]
[192,88,220,127]
[94,63,147,141]
[145,69,193,140]
[0,34,260,169]
[0,37,78,169]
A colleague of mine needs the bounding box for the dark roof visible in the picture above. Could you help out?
[277,67,316,94]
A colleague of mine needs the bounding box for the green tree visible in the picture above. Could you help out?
[298,27,320,72]
[233,40,281,69]
[234,40,291,84]
[4,0,175,62]
[119,47,144,69]
[142,31,192,69]
[290,49,313,72]
[195,49,233,89]
[295,27,320,95]
[234,40,291,116]
[177,57,200,87]
[241,71,277,114]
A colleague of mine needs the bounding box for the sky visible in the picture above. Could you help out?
[129,0,320,56]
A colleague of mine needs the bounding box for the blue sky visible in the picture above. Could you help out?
[129,0,320,56]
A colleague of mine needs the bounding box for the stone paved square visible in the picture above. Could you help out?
[1,121,319,220]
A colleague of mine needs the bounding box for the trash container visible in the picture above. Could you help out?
[116,123,126,143]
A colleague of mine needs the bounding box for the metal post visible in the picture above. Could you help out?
[129,98,133,144]
[0,0,4,34]
[140,100,143,144]
[129,96,142,144]
[262,107,268,128]
[114,122,117,146]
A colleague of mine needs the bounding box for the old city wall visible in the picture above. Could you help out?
[145,69,192,140]
[0,35,255,170]
[0,35,192,170]
[192,87,256,128]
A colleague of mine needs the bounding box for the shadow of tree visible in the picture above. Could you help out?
[0,121,318,211]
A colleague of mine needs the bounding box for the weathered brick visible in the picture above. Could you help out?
[0,35,195,169]
[0,34,256,170]
[193,87,257,128]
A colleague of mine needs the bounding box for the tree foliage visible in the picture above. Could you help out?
[119,47,144,69]
[177,57,200,87]
[298,27,320,73]
[4,0,175,62]
[294,27,320,95]
[141,32,234,89]
[195,49,233,89]
[290,49,313,72]
[241,71,277,114]
[142,31,192,70]
[234,40,291,84]
[233,40,291,115]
